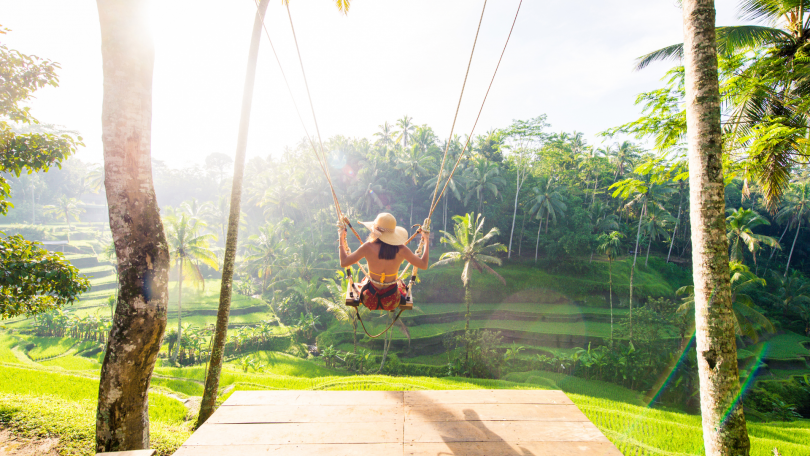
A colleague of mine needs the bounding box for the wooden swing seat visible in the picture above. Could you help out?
[344,281,413,310]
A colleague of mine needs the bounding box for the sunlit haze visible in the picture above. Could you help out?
[2,0,745,168]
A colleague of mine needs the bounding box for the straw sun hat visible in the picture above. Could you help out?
[359,213,409,246]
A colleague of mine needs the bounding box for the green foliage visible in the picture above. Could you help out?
[0,235,90,319]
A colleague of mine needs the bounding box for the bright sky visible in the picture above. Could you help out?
[2,0,745,168]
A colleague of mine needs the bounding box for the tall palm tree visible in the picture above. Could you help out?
[43,195,84,243]
[350,169,385,216]
[776,181,810,276]
[611,177,674,334]
[397,144,435,225]
[598,231,623,344]
[424,166,465,233]
[589,200,619,261]
[373,121,396,158]
[432,213,506,330]
[243,222,289,293]
[643,206,675,266]
[681,0,750,452]
[637,0,810,208]
[610,141,639,182]
[95,0,172,449]
[198,0,270,427]
[528,178,566,262]
[463,157,505,215]
[165,213,218,363]
[395,115,415,150]
[726,207,780,265]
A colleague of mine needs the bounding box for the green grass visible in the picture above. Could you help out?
[333,318,623,340]
[0,365,187,424]
[748,331,810,360]
[225,351,346,378]
[0,334,23,364]
[409,301,630,316]
[24,336,78,360]
[151,377,204,397]
[39,354,101,372]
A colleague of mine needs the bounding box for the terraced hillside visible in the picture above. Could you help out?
[1,333,808,455]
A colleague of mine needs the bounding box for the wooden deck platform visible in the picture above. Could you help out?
[173,390,622,455]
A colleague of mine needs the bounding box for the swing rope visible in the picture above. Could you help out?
[354,307,405,339]
[250,0,523,336]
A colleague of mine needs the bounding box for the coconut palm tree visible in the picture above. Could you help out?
[610,141,639,182]
[637,0,810,208]
[463,157,506,215]
[243,221,290,293]
[611,176,675,334]
[432,213,506,330]
[374,121,396,155]
[395,115,415,150]
[677,262,775,343]
[528,178,567,262]
[681,0,750,451]
[424,166,465,233]
[589,200,619,261]
[311,274,366,354]
[43,195,84,243]
[642,206,676,266]
[598,231,623,344]
[776,181,810,276]
[165,213,219,363]
[726,207,780,265]
[397,143,435,225]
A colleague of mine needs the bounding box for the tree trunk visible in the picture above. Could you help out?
[667,189,683,263]
[683,0,750,453]
[534,216,543,263]
[171,260,183,364]
[608,259,613,346]
[645,236,652,266]
[592,175,598,206]
[508,174,522,259]
[784,219,801,277]
[197,0,269,428]
[464,283,471,331]
[96,0,170,451]
[518,208,526,257]
[629,201,645,338]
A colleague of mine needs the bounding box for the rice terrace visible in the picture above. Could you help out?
[2,0,810,455]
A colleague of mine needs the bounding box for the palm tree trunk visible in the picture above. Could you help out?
[545,211,550,234]
[608,259,613,345]
[65,212,72,243]
[534,216,543,263]
[518,208,526,257]
[172,260,183,364]
[508,175,522,259]
[629,202,645,339]
[667,188,684,263]
[592,175,598,206]
[96,0,170,451]
[645,236,652,266]
[784,219,801,278]
[464,283,471,331]
[198,0,269,428]
[683,1,750,453]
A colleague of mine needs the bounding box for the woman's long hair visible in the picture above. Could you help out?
[368,236,400,260]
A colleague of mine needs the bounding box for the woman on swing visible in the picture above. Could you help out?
[339,213,429,311]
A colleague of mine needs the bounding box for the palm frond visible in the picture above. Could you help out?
[634,43,684,71]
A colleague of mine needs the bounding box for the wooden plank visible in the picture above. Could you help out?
[185,422,403,445]
[224,390,404,406]
[404,390,572,405]
[404,420,608,443]
[406,441,623,456]
[173,443,403,456]
[96,451,155,456]
[208,404,403,423]
[404,403,589,422]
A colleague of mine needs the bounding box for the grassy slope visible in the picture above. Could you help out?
[2,333,809,455]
